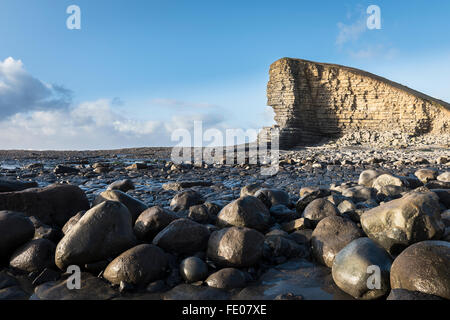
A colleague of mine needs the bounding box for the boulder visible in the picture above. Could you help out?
[207,227,264,267]
[0,211,35,262]
[0,179,38,192]
[152,218,210,255]
[55,201,137,270]
[360,191,445,255]
[134,206,178,241]
[240,183,264,197]
[390,240,450,299]
[302,198,339,226]
[372,174,406,192]
[169,190,204,212]
[216,196,271,232]
[9,239,56,273]
[107,179,135,192]
[205,268,247,290]
[437,171,450,183]
[341,186,376,202]
[0,184,89,228]
[179,257,209,283]
[93,190,148,223]
[188,204,213,224]
[358,170,382,187]
[103,244,168,286]
[295,189,330,213]
[431,189,450,208]
[414,169,438,184]
[254,188,290,208]
[387,289,444,300]
[311,216,363,267]
[54,165,79,175]
[62,211,85,235]
[332,237,393,300]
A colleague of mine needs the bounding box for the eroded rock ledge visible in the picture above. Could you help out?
[260,58,450,148]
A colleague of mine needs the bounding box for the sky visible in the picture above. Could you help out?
[0,0,449,150]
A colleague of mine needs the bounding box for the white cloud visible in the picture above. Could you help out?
[336,17,367,46]
[0,57,71,117]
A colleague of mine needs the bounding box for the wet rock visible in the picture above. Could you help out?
[33,272,118,300]
[204,202,222,217]
[295,189,330,213]
[0,211,34,262]
[0,270,18,289]
[337,199,356,214]
[163,283,230,300]
[0,286,29,300]
[93,190,148,223]
[264,234,309,260]
[390,240,450,299]
[302,198,339,226]
[299,187,330,198]
[103,244,168,286]
[205,268,247,290]
[54,165,79,175]
[332,237,393,299]
[437,171,450,183]
[207,227,264,267]
[270,204,298,222]
[30,217,63,243]
[188,204,213,224]
[342,186,375,202]
[280,218,311,233]
[240,183,264,197]
[216,196,271,232]
[62,211,85,235]
[9,239,56,273]
[163,181,212,191]
[134,206,178,241]
[311,216,364,268]
[179,257,209,283]
[360,191,445,255]
[254,188,290,208]
[0,179,38,192]
[289,229,313,246]
[32,268,61,286]
[431,189,450,208]
[126,163,147,171]
[372,174,406,192]
[358,170,382,187]
[170,190,204,212]
[55,201,137,270]
[387,288,444,300]
[107,179,135,192]
[153,218,210,255]
[415,169,438,183]
[0,184,90,228]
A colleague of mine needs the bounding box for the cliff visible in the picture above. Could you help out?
[260,58,450,148]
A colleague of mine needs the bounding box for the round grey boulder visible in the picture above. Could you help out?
[0,211,35,262]
[302,198,339,226]
[170,190,204,212]
[9,239,56,273]
[103,244,168,286]
[179,257,209,283]
[216,196,271,232]
[205,268,247,290]
[93,190,148,223]
[107,179,135,192]
[311,216,363,268]
[55,201,137,270]
[152,218,210,255]
[332,237,393,300]
[254,188,290,209]
[134,206,178,241]
[207,226,264,267]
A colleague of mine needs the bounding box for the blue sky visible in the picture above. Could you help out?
[0,0,449,149]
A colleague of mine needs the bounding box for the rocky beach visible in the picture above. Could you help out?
[0,134,449,300]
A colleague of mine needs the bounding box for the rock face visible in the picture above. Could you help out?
[55,201,137,270]
[361,191,444,255]
[390,241,450,299]
[103,244,168,286]
[0,184,90,228]
[259,58,450,148]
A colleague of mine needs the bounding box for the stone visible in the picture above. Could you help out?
[289,229,313,246]
[152,218,210,255]
[0,179,38,192]
[311,216,364,268]
[205,268,247,290]
[163,283,230,300]
[107,179,135,192]
[103,244,168,286]
[62,211,85,235]
[9,239,56,273]
[162,181,212,191]
[261,58,449,148]
[32,268,61,286]
[0,211,35,261]
[0,270,18,289]
[390,240,450,299]
[30,216,63,243]
[341,186,375,202]
[337,199,356,214]
[295,189,329,213]
[269,204,298,222]
[360,191,445,255]
[93,190,148,223]
[55,200,137,270]
[431,189,450,208]
[415,169,438,183]
[264,234,309,260]
[280,217,311,233]
[240,183,263,197]
[358,170,382,188]
[0,184,90,228]
[179,257,209,283]
[216,196,271,232]
[302,198,339,226]
[372,174,406,192]
[207,227,264,267]
[33,272,118,300]
[332,237,393,300]
[125,163,147,170]
[54,165,79,175]
[188,204,212,224]
[0,286,29,300]
[134,206,178,241]
[170,190,204,212]
[437,171,450,183]
[254,188,290,208]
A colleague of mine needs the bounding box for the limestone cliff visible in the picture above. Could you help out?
[260,58,450,148]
